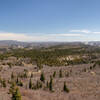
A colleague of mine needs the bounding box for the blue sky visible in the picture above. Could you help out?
[0,0,100,41]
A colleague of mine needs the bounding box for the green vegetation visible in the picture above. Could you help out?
[9,82,22,100]
[12,88,21,100]
[0,45,97,66]
[29,78,32,89]
[40,73,45,82]
[49,76,53,91]
[1,44,100,96]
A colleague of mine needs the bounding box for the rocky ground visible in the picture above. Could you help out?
[0,62,100,100]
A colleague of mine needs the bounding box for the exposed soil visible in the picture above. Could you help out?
[0,63,100,100]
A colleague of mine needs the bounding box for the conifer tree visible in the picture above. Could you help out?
[49,76,53,91]
[63,82,69,93]
[29,78,32,89]
[12,87,22,100]
[9,82,22,100]
[40,73,45,82]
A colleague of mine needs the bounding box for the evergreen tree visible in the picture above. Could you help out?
[12,87,22,100]
[9,82,22,100]
[40,73,45,82]
[49,76,53,91]
[63,82,69,93]
[29,78,32,89]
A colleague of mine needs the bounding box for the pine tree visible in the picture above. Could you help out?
[49,76,53,91]
[12,87,22,100]
[63,82,69,93]
[9,82,22,100]
[40,73,45,82]
[29,78,32,89]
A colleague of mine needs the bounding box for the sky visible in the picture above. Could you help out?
[0,0,100,42]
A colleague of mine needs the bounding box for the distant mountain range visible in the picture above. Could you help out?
[84,41,100,46]
[0,40,29,47]
[0,40,100,48]
[0,40,63,48]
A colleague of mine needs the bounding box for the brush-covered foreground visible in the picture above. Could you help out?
[0,44,100,100]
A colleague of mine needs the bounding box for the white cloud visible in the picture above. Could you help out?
[93,32,100,34]
[0,29,100,42]
[70,29,91,33]
[70,29,100,35]
[0,32,48,42]
[51,33,83,36]
[0,32,83,42]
